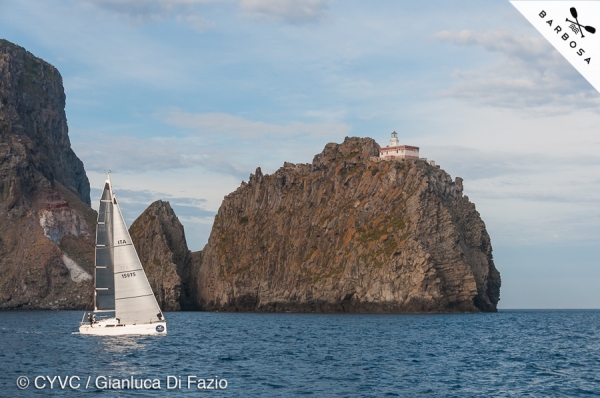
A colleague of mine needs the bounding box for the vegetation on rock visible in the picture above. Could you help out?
[195,137,501,313]
[129,200,196,311]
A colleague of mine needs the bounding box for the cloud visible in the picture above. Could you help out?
[82,0,327,27]
[434,29,600,112]
[74,133,194,170]
[115,188,214,219]
[422,145,600,245]
[428,145,600,192]
[435,29,549,60]
[72,111,350,178]
[73,131,250,178]
[91,187,213,218]
[158,108,350,140]
[80,0,220,30]
[81,0,217,19]
[425,145,527,181]
[239,0,327,24]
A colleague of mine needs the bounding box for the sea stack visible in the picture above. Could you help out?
[195,136,501,313]
[129,200,196,311]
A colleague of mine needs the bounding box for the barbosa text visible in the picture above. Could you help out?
[539,10,591,64]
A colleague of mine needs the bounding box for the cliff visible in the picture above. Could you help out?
[129,200,196,311]
[195,137,501,313]
[0,40,192,311]
[0,39,95,309]
[0,40,500,313]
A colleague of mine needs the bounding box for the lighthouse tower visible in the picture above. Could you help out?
[378,131,420,160]
[389,131,400,147]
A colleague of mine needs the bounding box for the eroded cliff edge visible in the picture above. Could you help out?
[0,39,95,309]
[195,137,501,312]
[129,200,196,311]
[0,40,196,310]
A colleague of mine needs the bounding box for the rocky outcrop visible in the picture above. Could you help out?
[0,39,90,206]
[0,37,196,311]
[0,40,95,310]
[195,137,501,313]
[129,200,196,311]
[0,41,501,313]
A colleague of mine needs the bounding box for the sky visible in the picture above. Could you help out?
[2,0,600,309]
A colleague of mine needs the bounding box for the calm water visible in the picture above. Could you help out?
[1,310,599,397]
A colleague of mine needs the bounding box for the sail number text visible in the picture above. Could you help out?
[121,272,136,278]
[117,240,127,245]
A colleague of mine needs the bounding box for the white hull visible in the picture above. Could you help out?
[79,318,167,336]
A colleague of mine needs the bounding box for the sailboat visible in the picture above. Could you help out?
[79,174,167,335]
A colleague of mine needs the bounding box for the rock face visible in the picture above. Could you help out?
[0,40,501,313]
[0,39,193,311]
[0,39,90,206]
[196,137,501,313]
[0,39,95,309]
[129,200,196,311]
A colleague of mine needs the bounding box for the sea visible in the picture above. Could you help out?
[1,310,599,397]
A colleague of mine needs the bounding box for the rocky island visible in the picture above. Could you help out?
[0,39,500,313]
[195,138,501,312]
[129,200,196,311]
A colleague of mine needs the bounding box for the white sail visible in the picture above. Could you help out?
[81,175,166,335]
[96,176,162,324]
[112,193,163,325]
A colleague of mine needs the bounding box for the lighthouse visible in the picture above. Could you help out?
[378,131,419,160]
[389,131,400,147]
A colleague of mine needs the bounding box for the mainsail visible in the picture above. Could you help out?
[95,183,115,311]
[94,176,162,325]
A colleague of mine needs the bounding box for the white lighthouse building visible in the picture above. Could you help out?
[379,131,419,160]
